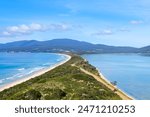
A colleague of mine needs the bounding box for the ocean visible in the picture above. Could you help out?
[82,54,150,100]
[0,52,68,88]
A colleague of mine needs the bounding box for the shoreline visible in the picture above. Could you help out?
[80,66,133,100]
[98,70,134,100]
[80,57,134,100]
[0,53,134,100]
[0,54,71,92]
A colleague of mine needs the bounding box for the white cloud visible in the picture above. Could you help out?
[2,31,11,36]
[92,29,113,36]
[1,23,45,37]
[0,23,71,37]
[130,20,144,24]
[30,23,43,31]
[49,23,70,31]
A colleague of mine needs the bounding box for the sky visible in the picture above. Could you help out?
[0,0,150,47]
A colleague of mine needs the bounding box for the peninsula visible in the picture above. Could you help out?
[0,54,125,100]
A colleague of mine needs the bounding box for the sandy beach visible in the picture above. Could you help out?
[0,53,134,100]
[99,72,134,100]
[0,54,71,92]
[79,67,134,100]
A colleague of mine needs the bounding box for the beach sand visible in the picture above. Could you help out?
[0,54,133,100]
[99,72,134,100]
[0,54,71,92]
[79,67,134,100]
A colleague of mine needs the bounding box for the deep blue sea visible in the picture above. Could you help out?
[0,52,67,88]
[83,54,150,100]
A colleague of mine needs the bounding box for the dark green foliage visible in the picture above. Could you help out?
[111,81,117,86]
[0,55,121,100]
[19,89,42,100]
[43,88,66,100]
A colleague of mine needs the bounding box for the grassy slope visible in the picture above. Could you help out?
[0,55,121,100]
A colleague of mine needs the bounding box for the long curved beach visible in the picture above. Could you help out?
[0,53,132,100]
[0,54,71,92]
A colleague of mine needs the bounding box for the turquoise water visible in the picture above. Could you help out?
[0,52,67,88]
[82,54,150,100]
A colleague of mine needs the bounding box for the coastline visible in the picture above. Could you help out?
[81,56,134,100]
[98,71,134,100]
[80,66,133,100]
[0,54,71,92]
[0,53,133,100]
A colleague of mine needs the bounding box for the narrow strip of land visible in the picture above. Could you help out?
[0,54,71,92]
[77,66,133,100]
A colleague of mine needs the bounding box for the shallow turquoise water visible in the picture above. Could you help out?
[0,52,67,88]
[82,54,150,100]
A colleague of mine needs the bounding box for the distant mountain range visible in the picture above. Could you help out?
[0,39,150,54]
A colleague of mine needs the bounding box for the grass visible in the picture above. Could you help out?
[0,55,121,100]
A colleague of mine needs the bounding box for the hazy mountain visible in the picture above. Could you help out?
[140,46,150,53]
[0,38,148,54]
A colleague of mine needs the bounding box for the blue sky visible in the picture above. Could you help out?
[0,0,150,47]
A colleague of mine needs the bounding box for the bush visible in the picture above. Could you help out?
[22,89,42,100]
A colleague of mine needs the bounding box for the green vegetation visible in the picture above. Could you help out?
[74,58,100,76]
[0,55,121,100]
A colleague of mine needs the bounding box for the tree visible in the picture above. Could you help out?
[111,81,117,86]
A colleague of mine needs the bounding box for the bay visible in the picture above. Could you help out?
[83,54,150,100]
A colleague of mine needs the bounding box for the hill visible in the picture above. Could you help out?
[140,46,150,53]
[0,39,139,54]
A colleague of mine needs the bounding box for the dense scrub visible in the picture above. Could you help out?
[0,55,121,100]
